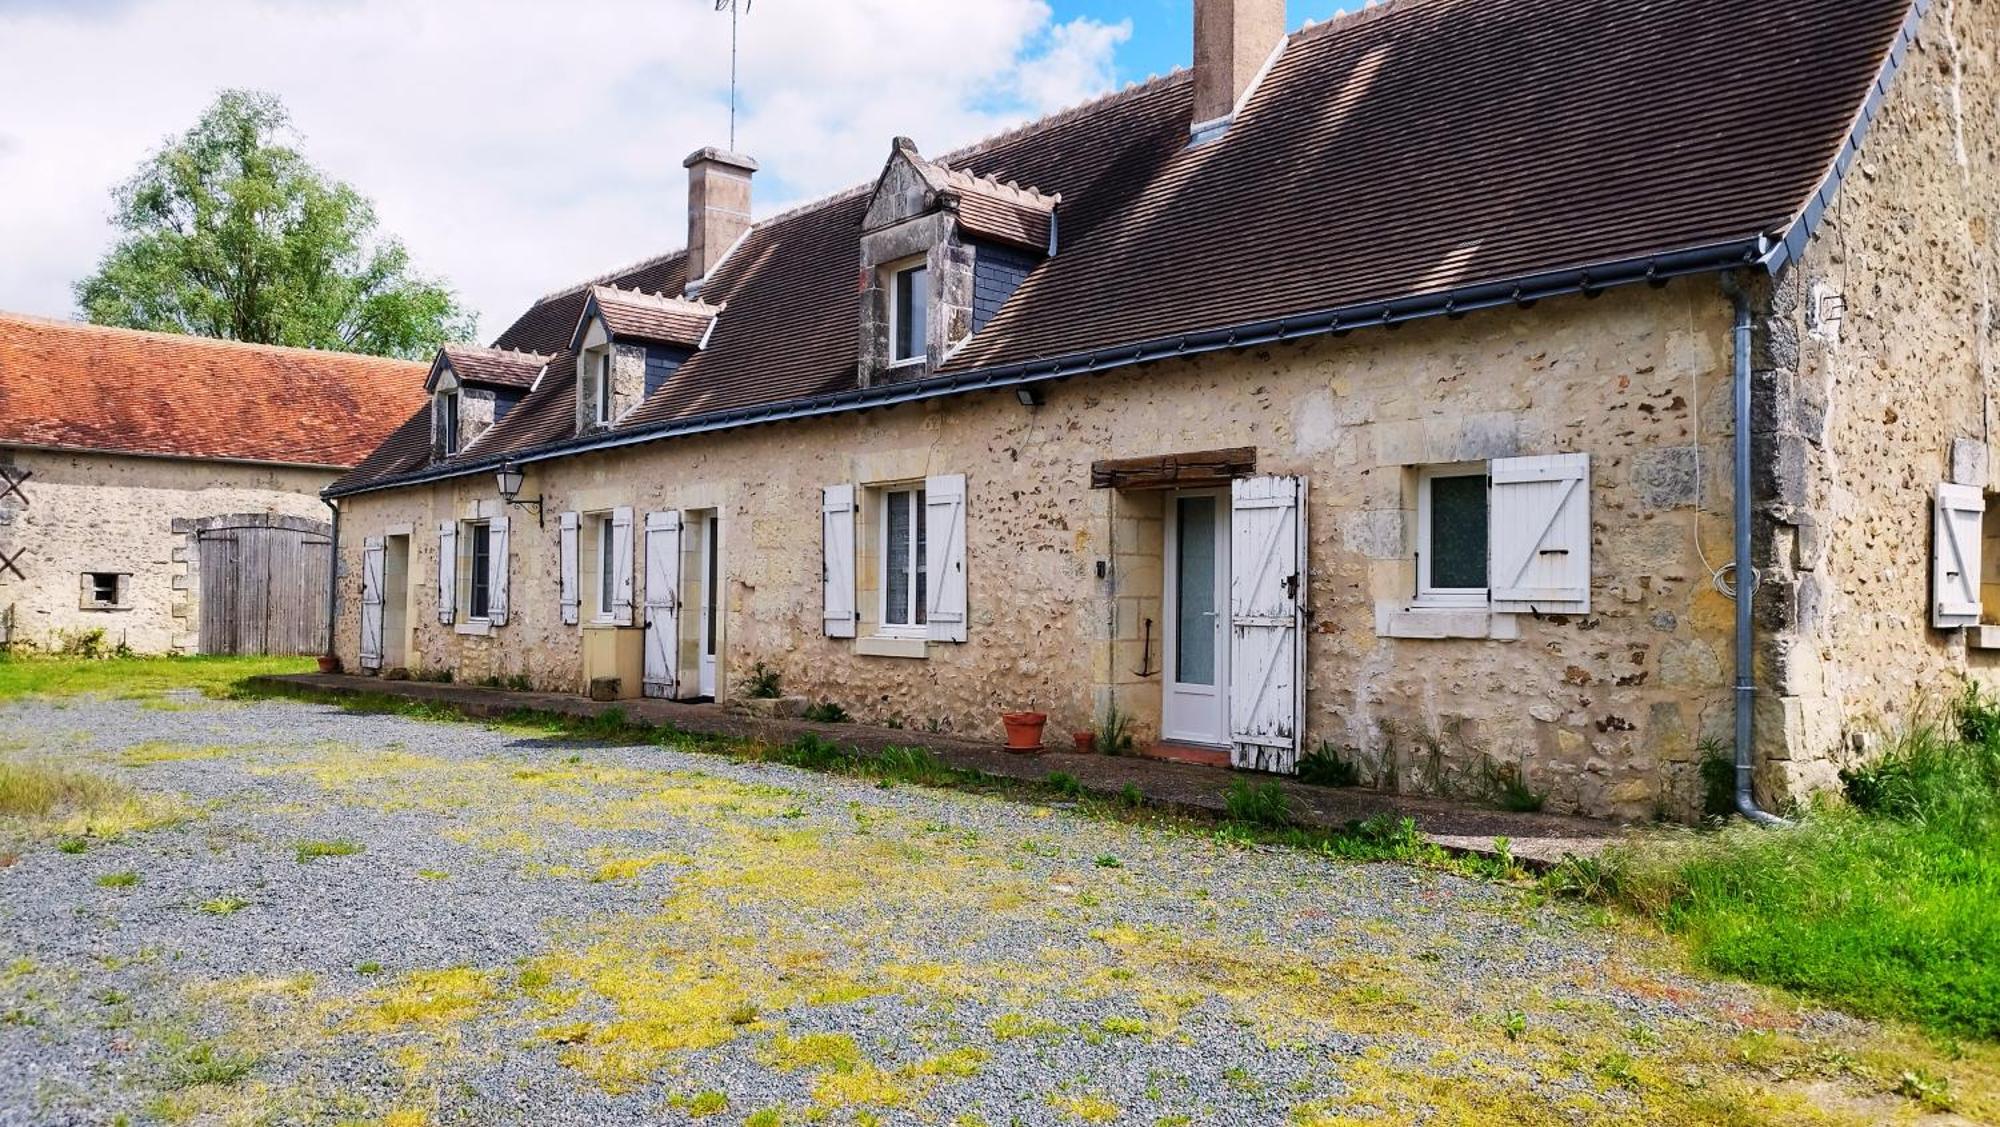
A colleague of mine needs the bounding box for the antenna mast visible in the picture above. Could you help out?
[714,0,751,151]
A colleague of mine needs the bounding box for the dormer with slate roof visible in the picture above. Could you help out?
[569,284,721,434]
[425,344,548,462]
[857,137,1058,388]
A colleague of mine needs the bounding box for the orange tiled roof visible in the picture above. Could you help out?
[0,313,428,468]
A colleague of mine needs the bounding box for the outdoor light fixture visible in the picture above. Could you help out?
[1015,385,1044,407]
[494,460,544,526]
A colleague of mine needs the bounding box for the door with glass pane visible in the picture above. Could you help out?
[698,514,720,698]
[1161,490,1230,746]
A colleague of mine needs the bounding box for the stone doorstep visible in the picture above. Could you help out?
[252,674,1628,866]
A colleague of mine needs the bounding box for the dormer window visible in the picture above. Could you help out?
[889,261,928,366]
[593,351,613,425]
[439,391,460,454]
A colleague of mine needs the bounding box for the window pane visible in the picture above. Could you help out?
[470,523,491,619]
[885,491,911,625]
[895,267,927,361]
[915,488,927,626]
[1175,496,1217,686]
[704,522,718,653]
[600,520,616,614]
[1429,474,1489,589]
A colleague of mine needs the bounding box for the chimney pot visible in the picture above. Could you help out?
[1192,0,1286,132]
[684,147,758,290]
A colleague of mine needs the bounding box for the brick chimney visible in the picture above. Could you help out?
[683,147,758,290]
[1192,0,1286,132]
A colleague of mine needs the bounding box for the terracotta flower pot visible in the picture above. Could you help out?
[1072,730,1097,755]
[316,655,341,675]
[1001,711,1048,752]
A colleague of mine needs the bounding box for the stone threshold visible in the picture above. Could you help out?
[251,674,1627,865]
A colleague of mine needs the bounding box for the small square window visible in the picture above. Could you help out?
[890,263,928,365]
[85,572,122,607]
[1418,467,1488,604]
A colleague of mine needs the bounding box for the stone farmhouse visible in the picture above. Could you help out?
[0,314,424,655]
[324,0,1997,822]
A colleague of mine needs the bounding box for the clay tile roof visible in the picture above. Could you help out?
[585,285,720,348]
[0,312,427,468]
[439,344,549,390]
[331,0,1922,494]
[938,165,1058,251]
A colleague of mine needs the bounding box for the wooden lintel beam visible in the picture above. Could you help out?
[1089,446,1257,490]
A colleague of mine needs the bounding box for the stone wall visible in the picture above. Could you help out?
[334,277,1744,822]
[0,448,334,653]
[1757,0,2000,798]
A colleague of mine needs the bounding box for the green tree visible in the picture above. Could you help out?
[76,90,472,359]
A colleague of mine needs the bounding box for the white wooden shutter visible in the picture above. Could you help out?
[643,511,683,698]
[610,506,635,626]
[559,511,581,625]
[358,537,385,669]
[481,515,507,626]
[926,473,968,643]
[822,484,857,638]
[1488,453,1591,613]
[1228,475,1306,774]
[1935,482,1985,628]
[436,521,457,625]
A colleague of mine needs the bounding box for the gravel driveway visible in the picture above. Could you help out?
[0,695,1974,1126]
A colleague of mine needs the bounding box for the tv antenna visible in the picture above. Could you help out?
[715,0,751,151]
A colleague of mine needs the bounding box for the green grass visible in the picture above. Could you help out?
[1558,686,2000,1040]
[96,870,140,888]
[295,839,363,863]
[0,654,312,701]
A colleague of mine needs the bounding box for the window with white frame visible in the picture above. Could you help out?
[461,519,492,620]
[589,513,617,620]
[888,261,928,366]
[1416,465,1488,605]
[439,391,460,454]
[878,485,928,635]
[594,351,613,424]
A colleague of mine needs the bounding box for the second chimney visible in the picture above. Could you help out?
[1191,0,1286,132]
[684,147,758,290]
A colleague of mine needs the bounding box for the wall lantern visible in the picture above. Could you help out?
[495,460,544,526]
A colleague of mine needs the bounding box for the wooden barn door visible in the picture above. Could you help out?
[194,515,332,655]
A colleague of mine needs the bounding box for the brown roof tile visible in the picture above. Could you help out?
[332,0,1920,494]
[439,344,548,390]
[586,286,719,348]
[0,313,426,468]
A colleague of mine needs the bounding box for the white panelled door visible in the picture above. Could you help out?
[642,511,683,699]
[1227,475,1306,774]
[358,537,385,670]
[1162,491,1229,746]
[1935,482,1985,628]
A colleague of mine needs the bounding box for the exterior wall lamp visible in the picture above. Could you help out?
[494,460,544,526]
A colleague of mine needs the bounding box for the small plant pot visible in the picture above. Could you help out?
[316,655,341,675]
[1001,711,1048,753]
[1072,730,1097,755]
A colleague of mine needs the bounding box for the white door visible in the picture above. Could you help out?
[1228,475,1307,774]
[698,514,719,698]
[1161,490,1230,746]
[358,537,385,671]
[642,511,682,699]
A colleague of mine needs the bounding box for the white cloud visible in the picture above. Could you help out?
[0,0,1131,340]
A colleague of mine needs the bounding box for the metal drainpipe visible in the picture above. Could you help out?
[1731,288,1789,827]
[323,498,340,662]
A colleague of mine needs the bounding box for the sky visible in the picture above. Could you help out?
[0,0,1349,341]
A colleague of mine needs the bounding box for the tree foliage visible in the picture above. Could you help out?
[76,90,472,359]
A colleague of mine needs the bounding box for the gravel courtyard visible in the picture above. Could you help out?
[0,694,1982,1126]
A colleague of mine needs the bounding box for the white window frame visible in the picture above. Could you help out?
[591,512,617,622]
[886,258,928,368]
[593,351,613,424]
[1415,463,1489,607]
[460,518,492,622]
[875,485,928,639]
[439,390,460,454]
